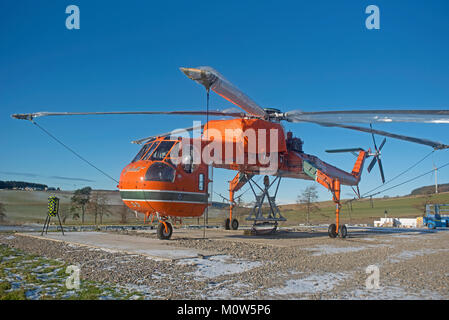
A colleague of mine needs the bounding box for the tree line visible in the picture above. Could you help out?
[0,180,48,190]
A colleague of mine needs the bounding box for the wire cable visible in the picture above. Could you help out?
[361,149,435,197]
[361,159,449,199]
[203,89,210,238]
[31,120,119,184]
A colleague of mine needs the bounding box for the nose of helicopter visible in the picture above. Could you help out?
[118,159,208,218]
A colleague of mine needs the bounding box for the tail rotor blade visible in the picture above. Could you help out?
[367,157,378,173]
[378,158,386,183]
[379,138,387,151]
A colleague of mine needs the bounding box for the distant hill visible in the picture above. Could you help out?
[0,180,49,190]
[410,183,449,195]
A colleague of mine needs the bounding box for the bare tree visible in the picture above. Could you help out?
[70,205,80,221]
[88,192,108,225]
[0,202,6,223]
[119,204,132,224]
[59,204,70,224]
[297,185,320,225]
[71,187,92,224]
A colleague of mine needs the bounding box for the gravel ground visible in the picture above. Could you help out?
[1,227,449,299]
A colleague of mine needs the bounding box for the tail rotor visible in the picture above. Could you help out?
[367,124,386,183]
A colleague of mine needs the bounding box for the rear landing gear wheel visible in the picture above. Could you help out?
[224,218,231,230]
[231,218,239,230]
[328,224,337,238]
[157,222,173,240]
[338,225,347,238]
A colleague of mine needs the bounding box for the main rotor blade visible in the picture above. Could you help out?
[180,66,267,118]
[285,109,449,124]
[367,157,378,173]
[370,124,378,150]
[301,121,449,150]
[12,110,247,121]
[132,124,205,144]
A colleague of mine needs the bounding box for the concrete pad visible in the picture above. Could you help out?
[17,232,218,261]
[166,226,440,249]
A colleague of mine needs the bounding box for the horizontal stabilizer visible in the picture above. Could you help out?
[325,148,364,153]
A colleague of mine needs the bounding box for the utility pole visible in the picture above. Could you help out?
[434,162,438,194]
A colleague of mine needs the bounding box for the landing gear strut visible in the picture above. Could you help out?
[227,172,253,231]
[314,171,348,239]
[246,175,286,235]
[228,173,285,235]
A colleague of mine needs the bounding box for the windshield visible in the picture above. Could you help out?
[166,142,181,166]
[149,141,175,161]
[131,142,153,163]
[142,141,160,161]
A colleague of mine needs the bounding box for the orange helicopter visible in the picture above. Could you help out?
[12,66,449,239]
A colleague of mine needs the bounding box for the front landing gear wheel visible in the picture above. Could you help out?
[224,218,231,230]
[338,225,348,238]
[231,218,239,230]
[157,222,173,240]
[328,224,337,238]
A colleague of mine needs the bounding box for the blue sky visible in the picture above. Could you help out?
[1,0,448,203]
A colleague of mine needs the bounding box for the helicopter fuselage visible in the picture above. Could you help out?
[118,118,367,220]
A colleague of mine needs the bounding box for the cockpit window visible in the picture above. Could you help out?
[141,141,160,161]
[149,141,175,161]
[180,144,198,173]
[131,142,153,163]
[144,162,175,182]
[166,142,180,167]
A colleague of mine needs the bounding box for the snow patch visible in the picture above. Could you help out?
[389,249,449,263]
[177,255,262,280]
[268,272,351,296]
[305,245,377,256]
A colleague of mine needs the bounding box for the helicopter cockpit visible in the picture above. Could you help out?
[130,138,199,182]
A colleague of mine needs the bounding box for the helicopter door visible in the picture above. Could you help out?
[175,141,209,198]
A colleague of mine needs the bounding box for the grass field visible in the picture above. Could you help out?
[193,191,449,227]
[0,190,140,225]
[1,189,449,226]
[0,244,146,300]
[279,191,449,225]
